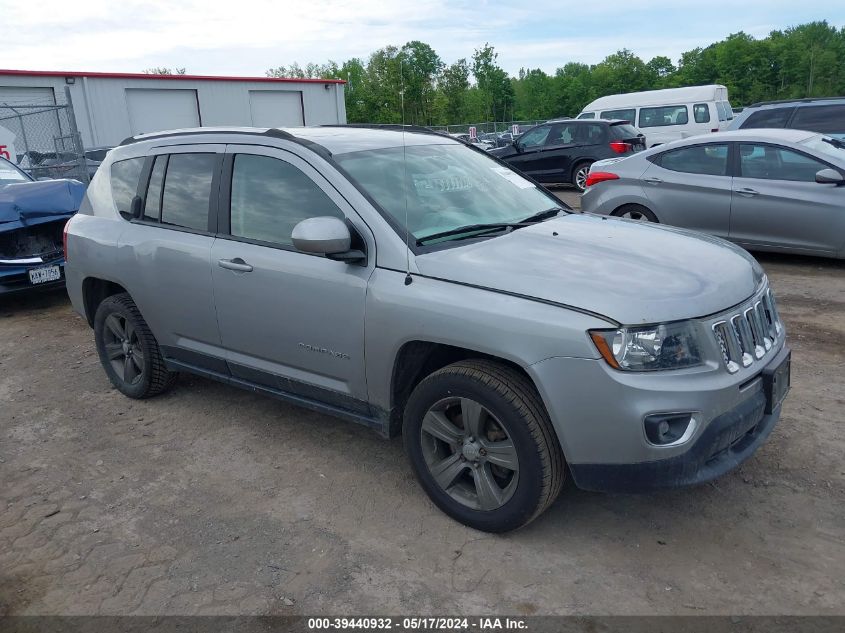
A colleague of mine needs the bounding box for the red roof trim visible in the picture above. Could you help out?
[0,69,346,84]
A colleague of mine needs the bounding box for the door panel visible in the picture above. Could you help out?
[730,143,843,254]
[117,144,224,362]
[211,145,373,402]
[508,125,552,178]
[641,144,732,237]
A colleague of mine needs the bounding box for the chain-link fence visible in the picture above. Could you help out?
[0,88,89,184]
[427,120,546,147]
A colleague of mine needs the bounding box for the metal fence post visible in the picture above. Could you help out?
[64,86,89,184]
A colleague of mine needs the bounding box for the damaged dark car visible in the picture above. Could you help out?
[0,156,85,294]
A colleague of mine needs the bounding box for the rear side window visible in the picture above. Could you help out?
[601,108,636,122]
[143,156,166,221]
[160,153,216,231]
[639,105,689,128]
[657,144,729,176]
[791,105,845,136]
[739,144,828,182]
[741,107,794,129]
[229,154,344,247]
[110,157,144,217]
[694,103,711,123]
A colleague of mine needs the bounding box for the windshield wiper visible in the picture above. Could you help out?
[822,137,845,150]
[415,207,564,246]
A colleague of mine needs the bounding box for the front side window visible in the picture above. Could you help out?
[694,103,711,124]
[229,154,344,247]
[741,107,793,129]
[739,144,828,182]
[601,108,636,122]
[518,125,551,148]
[335,143,563,244]
[639,105,689,128]
[160,153,215,231]
[657,144,728,176]
[110,157,144,216]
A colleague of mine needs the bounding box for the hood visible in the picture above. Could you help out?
[489,145,517,159]
[0,179,85,230]
[415,214,763,325]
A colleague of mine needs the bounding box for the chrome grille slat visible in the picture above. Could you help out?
[712,287,783,373]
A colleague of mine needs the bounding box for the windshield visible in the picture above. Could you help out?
[335,143,564,242]
[801,135,845,161]
[0,158,33,186]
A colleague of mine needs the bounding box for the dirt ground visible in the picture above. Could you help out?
[1,213,843,616]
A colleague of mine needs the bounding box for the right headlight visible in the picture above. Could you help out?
[589,321,704,371]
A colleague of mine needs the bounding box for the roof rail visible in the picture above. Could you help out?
[117,127,333,158]
[748,96,842,107]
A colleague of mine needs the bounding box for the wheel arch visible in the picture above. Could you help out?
[388,341,546,439]
[82,277,129,327]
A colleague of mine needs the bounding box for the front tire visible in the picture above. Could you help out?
[94,293,178,399]
[403,360,565,532]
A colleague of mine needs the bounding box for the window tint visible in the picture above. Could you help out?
[694,103,711,123]
[715,101,727,122]
[143,156,165,221]
[548,123,604,145]
[791,105,845,136]
[741,107,794,129]
[230,154,344,247]
[110,157,144,216]
[578,112,595,119]
[722,101,734,120]
[518,125,551,148]
[609,123,641,140]
[160,153,215,231]
[639,105,689,127]
[601,108,636,122]
[739,144,828,182]
[658,144,728,176]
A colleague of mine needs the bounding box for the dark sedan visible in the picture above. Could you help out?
[490,119,646,191]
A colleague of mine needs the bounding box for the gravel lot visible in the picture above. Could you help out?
[1,202,843,616]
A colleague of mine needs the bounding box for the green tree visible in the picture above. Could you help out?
[144,67,187,75]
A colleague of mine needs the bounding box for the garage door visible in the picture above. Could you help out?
[0,86,57,106]
[249,90,304,127]
[125,89,200,135]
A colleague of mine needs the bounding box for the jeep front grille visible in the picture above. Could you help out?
[712,289,782,374]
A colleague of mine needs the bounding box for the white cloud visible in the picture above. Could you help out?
[1,0,843,76]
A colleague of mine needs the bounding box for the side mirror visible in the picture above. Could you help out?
[291,216,366,264]
[815,168,844,185]
[130,195,143,219]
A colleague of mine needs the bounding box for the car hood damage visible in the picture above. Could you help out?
[0,179,85,230]
[415,213,764,325]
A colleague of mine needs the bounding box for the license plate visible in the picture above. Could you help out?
[763,351,791,414]
[28,265,61,285]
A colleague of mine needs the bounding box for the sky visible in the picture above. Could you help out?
[2,0,844,78]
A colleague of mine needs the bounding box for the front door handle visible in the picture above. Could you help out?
[735,187,759,197]
[643,177,663,185]
[218,257,253,273]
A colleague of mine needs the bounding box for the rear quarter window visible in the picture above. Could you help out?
[110,157,144,217]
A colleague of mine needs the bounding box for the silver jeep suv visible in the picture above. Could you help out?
[64,126,791,532]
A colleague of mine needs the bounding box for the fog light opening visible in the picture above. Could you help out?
[644,413,696,446]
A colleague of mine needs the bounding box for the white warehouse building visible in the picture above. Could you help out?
[0,69,347,150]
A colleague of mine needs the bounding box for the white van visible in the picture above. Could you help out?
[578,85,734,147]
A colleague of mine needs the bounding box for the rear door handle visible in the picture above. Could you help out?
[734,187,759,196]
[642,177,663,185]
[218,258,253,273]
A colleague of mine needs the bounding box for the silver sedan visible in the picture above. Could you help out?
[581,129,845,258]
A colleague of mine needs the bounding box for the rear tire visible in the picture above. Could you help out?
[403,359,565,533]
[612,204,658,222]
[94,293,178,399]
[571,161,593,192]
